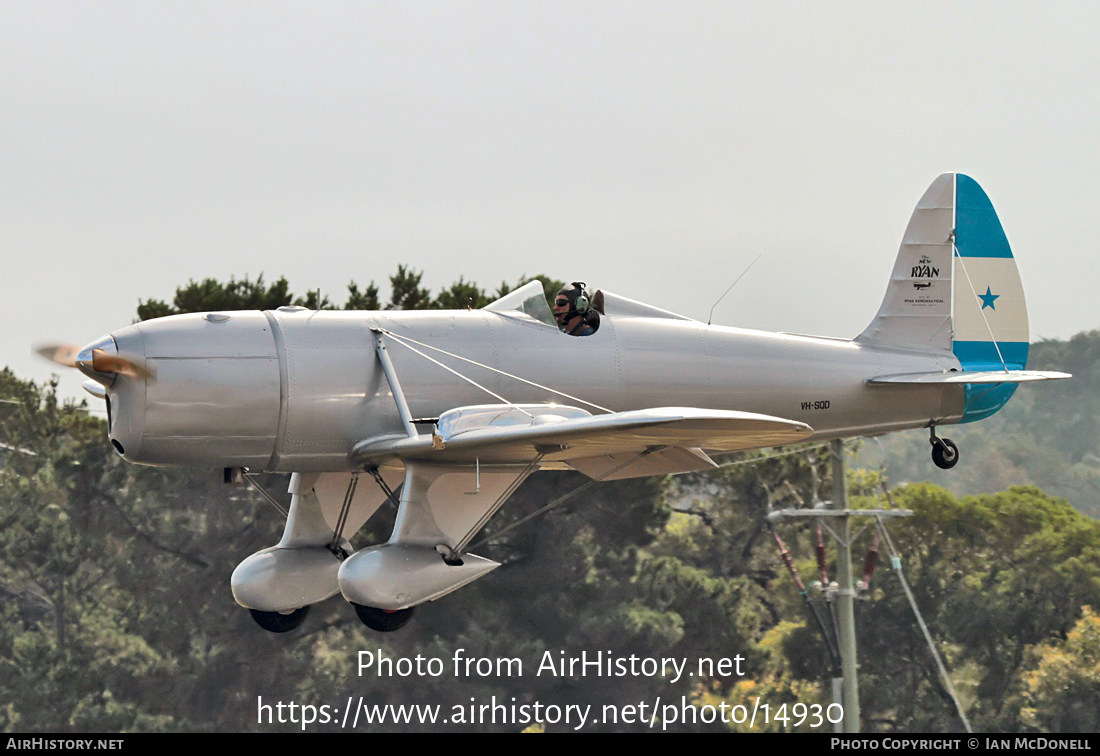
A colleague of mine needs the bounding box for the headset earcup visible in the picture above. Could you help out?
[573,281,589,315]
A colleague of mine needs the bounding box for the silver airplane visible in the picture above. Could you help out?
[41,173,1069,633]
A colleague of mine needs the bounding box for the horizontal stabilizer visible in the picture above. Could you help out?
[868,370,1071,385]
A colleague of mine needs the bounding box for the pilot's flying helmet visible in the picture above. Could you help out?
[554,282,591,319]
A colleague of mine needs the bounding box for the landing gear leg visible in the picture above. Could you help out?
[929,427,959,470]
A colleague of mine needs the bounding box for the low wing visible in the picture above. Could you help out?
[868,369,1071,385]
[350,405,813,476]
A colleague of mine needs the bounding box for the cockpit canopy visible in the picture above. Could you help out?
[483,280,558,327]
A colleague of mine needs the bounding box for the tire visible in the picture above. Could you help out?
[931,438,959,470]
[249,606,310,633]
[352,603,415,632]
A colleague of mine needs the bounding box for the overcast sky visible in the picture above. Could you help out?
[3,2,1098,404]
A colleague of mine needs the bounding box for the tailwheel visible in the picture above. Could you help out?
[352,603,415,632]
[249,606,310,633]
[931,438,959,470]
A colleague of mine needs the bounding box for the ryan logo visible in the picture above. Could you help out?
[911,255,940,278]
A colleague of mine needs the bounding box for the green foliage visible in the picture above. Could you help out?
[0,370,185,730]
[1018,606,1100,732]
[137,275,294,320]
[1021,333,1100,461]
[134,268,565,320]
[660,442,1100,733]
[855,484,1100,731]
[0,368,321,731]
[695,620,827,732]
[432,276,491,310]
[387,264,432,310]
[0,368,697,732]
[293,289,337,310]
[344,281,380,311]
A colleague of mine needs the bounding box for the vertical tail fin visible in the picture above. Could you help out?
[858,173,1031,421]
[857,174,955,352]
[858,173,1029,362]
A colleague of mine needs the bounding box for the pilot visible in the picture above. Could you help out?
[553,282,600,336]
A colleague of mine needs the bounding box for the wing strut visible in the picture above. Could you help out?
[446,455,544,560]
[465,447,658,551]
[366,467,401,511]
[327,472,360,557]
[372,329,419,438]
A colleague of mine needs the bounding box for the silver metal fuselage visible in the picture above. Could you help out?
[104,307,963,471]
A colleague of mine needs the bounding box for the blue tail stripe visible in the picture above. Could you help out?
[955,174,1013,259]
[952,340,1028,369]
[952,339,1029,423]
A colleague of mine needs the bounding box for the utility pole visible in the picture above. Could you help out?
[831,438,860,733]
[766,439,912,734]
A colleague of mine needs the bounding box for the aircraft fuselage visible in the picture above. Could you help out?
[102,306,963,472]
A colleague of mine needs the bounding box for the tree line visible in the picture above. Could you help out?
[135,268,565,320]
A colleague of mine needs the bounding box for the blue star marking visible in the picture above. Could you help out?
[979,286,1000,310]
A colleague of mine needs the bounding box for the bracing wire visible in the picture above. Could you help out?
[466,449,655,550]
[379,332,533,417]
[714,442,831,469]
[379,329,614,414]
[243,473,289,519]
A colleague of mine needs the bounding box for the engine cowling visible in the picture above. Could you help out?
[99,311,282,469]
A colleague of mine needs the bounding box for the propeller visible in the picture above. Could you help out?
[34,341,154,381]
[35,344,79,368]
[88,349,154,380]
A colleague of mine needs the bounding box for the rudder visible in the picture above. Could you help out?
[951,174,1029,370]
[951,174,1029,421]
